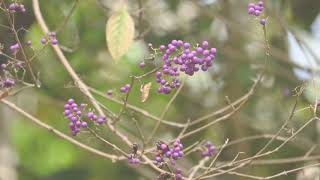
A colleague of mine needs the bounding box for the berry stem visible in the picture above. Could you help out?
[146,79,185,144]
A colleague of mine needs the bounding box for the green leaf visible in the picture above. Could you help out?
[106,5,135,61]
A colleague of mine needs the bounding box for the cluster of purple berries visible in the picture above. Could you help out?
[155,40,217,94]
[247,1,264,16]
[8,2,26,13]
[9,43,20,54]
[120,84,131,93]
[64,98,107,136]
[87,111,107,124]
[127,153,140,165]
[201,141,216,157]
[247,1,267,25]
[1,78,15,88]
[64,99,89,136]
[41,32,58,45]
[1,62,23,71]
[155,139,184,165]
[175,169,182,180]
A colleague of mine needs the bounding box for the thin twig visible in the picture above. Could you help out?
[188,157,210,180]
[88,86,185,127]
[205,139,229,174]
[146,79,185,144]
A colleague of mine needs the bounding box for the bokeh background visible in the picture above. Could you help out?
[1,0,320,179]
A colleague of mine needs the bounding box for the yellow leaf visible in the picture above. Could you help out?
[140,82,152,102]
[106,4,135,61]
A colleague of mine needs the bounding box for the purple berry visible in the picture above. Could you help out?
[64,110,71,116]
[107,89,113,96]
[120,87,127,93]
[160,143,167,150]
[175,174,182,180]
[41,38,47,44]
[139,61,145,68]
[87,112,94,118]
[248,7,255,14]
[159,45,166,51]
[124,84,131,90]
[156,71,162,78]
[258,1,264,6]
[80,103,87,108]
[260,18,267,25]
[9,3,16,10]
[254,10,261,16]
[203,50,210,56]
[26,40,32,46]
[183,42,190,49]
[81,121,88,128]
[49,32,57,37]
[97,118,105,124]
[51,39,58,45]
[155,156,162,162]
[202,41,209,48]
[1,64,7,69]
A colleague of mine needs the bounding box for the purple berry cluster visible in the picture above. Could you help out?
[247,1,267,25]
[64,98,107,136]
[155,40,217,94]
[1,62,23,71]
[120,84,131,93]
[9,43,20,54]
[201,141,216,157]
[127,153,140,165]
[1,78,15,88]
[247,1,264,16]
[175,169,182,180]
[87,111,107,125]
[41,32,58,45]
[8,2,26,13]
[155,139,184,165]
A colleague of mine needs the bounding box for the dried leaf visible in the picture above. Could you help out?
[140,82,152,102]
[106,4,135,61]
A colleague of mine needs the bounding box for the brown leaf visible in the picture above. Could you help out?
[140,82,152,102]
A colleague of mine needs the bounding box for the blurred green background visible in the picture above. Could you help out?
[1,0,320,179]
